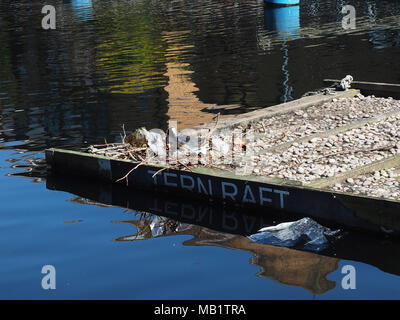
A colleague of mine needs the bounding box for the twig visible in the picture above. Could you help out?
[152,167,169,178]
[91,144,131,153]
[271,132,286,144]
[198,112,221,149]
[136,153,145,162]
[318,143,396,160]
[120,124,127,144]
[116,161,145,186]
[177,160,193,172]
[151,160,193,178]
[206,112,221,138]
[92,143,122,148]
[120,147,147,154]
[260,122,267,133]
[127,151,137,161]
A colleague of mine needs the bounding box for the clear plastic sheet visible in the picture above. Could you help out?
[249,217,340,252]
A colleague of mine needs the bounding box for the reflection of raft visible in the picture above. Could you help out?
[114,215,338,295]
[47,173,400,279]
[46,81,400,236]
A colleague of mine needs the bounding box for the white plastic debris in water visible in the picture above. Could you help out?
[150,216,168,237]
[146,217,189,238]
[248,217,340,252]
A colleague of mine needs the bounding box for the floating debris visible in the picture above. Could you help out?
[248,217,340,252]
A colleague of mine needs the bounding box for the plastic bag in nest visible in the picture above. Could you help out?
[248,217,340,252]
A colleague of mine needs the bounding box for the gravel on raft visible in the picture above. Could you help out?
[87,95,400,190]
[330,168,400,201]
[236,95,400,151]
[216,113,400,183]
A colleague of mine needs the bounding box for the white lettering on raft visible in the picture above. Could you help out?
[242,185,256,204]
[164,172,177,187]
[221,182,237,200]
[274,189,290,209]
[180,175,194,190]
[147,170,290,208]
[198,177,212,195]
[259,187,272,205]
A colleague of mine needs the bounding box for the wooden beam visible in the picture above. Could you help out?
[307,154,400,189]
[324,79,400,95]
[194,90,359,132]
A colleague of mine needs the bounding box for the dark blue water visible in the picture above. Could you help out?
[1,0,400,299]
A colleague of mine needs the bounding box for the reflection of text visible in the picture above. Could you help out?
[149,199,269,234]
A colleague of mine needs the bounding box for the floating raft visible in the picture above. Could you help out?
[46,83,400,236]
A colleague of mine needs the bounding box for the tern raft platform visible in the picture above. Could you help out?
[46,84,400,236]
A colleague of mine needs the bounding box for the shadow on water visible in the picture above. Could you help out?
[45,172,400,295]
